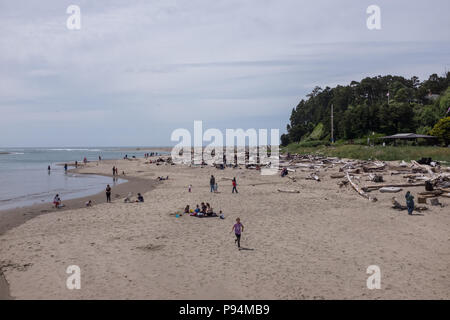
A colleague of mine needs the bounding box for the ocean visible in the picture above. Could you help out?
[0,147,164,211]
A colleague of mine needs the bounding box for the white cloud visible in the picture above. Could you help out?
[0,0,449,146]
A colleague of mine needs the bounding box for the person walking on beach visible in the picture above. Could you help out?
[231,217,244,248]
[64,163,68,173]
[232,177,238,193]
[112,166,116,176]
[48,165,51,174]
[210,175,215,192]
[106,184,112,203]
[405,191,414,215]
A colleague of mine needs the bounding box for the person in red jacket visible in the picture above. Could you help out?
[232,177,238,194]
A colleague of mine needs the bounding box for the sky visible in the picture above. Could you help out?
[0,0,449,147]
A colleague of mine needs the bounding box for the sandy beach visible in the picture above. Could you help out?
[0,156,449,299]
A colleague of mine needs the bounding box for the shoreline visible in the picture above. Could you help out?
[1,155,449,299]
[0,164,159,300]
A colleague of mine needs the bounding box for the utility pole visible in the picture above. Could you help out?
[331,104,334,143]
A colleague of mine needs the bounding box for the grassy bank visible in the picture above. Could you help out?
[282,144,450,163]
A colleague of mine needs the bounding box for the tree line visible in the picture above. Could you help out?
[281,72,450,146]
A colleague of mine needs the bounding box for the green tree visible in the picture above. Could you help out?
[429,117,450,146]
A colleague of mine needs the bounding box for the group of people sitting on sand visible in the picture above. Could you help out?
[124,192,144,203]
[184,202,224,219]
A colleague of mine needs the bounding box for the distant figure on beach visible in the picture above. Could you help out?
[48,165,51,174]
[231,217,244,248]
[219,210,225,219]
[83,157,87,164]
[188,184,192,192]
[184,205,190,214]
[64,163,68,173]
[75,161,78,168]
[137,193,144,202]
[232,177,238,193]
[53,194,61,208]
[98,156,102,161]
[106,184,112,203]
[85,200,92,207]
[112,166,116,176]
[210,175,215,192]
[405,191,414,215]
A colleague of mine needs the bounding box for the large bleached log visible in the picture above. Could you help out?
[411,160,435,178]
[363,163,386,172]
[277,189,300,193]
[363,182,425,191]
[346,173,377,202]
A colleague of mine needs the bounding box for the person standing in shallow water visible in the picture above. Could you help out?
[106,184,112,203]
[405,191,414,215]
[231,217,244,248]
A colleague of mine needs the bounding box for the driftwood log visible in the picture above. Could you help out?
[277,189,300,193]
[346,173,377,202]
[363,182,425,191]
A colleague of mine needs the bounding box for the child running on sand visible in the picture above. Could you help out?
[231,217,244,248]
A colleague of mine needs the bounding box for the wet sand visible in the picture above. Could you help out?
[0,163,158,300]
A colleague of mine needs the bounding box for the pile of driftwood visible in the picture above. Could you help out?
[281,153,450,206]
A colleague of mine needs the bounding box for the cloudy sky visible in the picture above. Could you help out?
[0,0,449,147]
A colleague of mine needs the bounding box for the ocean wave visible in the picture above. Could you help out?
[0,152,24,155]
[47,148,103,152]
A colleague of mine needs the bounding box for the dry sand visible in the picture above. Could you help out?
[0,157,449,299]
